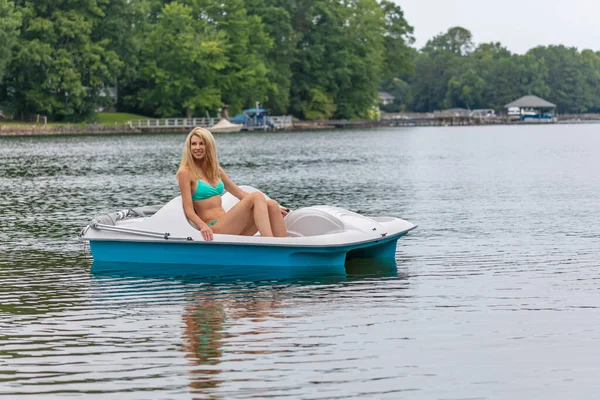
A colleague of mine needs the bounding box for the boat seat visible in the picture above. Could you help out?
[284,208,345,237]
[91,205,163,226]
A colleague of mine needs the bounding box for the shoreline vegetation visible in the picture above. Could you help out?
[2,2,600,130]
[2,113,600,137]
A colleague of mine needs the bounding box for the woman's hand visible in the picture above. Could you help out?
[199,223,214,241]
[280,207,290,217]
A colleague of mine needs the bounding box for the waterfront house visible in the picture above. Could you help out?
[378,92,395,105]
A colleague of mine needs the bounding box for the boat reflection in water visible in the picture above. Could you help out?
[181,288,288,393]
[89,255,408,396]
[90,254,403,283]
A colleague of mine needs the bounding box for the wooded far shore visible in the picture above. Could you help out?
[2,1,600,127]
[2,113,599,137]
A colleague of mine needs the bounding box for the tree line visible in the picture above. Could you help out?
[0,1,598,122]
[384,27,600,115]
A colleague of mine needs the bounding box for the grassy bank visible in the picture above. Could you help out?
[0,112,152,136]
[95,112,148,124]
[0,112,148,127]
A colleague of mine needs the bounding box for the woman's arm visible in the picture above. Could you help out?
[220,168,248,200]
[177,169,214,241]
[220,168,289,216]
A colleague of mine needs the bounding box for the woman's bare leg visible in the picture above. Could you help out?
[251,193,273,236]
[212,192,274,237]
[267,200,287,237]
[238,201,286,237]
[239,221,258,236]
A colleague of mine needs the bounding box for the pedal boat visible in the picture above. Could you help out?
[79,186,417,268]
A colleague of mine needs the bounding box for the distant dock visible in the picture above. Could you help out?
[298,115,550,130]
[293,111,600,130]
[128,116,293,132]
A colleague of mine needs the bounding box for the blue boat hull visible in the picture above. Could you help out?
[88,232,405,269]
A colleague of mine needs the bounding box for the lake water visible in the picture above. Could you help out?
[1,124,600,399]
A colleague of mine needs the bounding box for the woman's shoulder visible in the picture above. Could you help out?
[177,166,195,181]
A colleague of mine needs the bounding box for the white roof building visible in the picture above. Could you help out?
[378,91,395,105]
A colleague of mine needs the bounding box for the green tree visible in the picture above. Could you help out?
[380,76,412,112]
[334,0,385,118]
[469,42,513,108]
[380,0,414,81]
[377,0,414,112]
[5,0,120,121]
[291,0,386,119]
[425,26,474,56]
[468,43,550,110]
[298,87,336,119]
[408,27,475,112]
[513,54,550,100]
[95,0,158,113]
[289,0,334,118]
[246,0,295,115]
[137,2,227,117]
[580,50,600,112]
[173,0,274,115]
[410,49,463,112]
[528,45,587,112]
[211,0,273,114]
[444,68,485,109]
[0,0,21,82]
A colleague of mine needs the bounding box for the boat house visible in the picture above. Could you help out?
[504,95,557,122]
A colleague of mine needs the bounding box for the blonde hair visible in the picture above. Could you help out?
[177,127,221,181]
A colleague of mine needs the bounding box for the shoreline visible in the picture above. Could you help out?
[1,118,599,137]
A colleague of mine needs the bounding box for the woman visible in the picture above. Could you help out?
[177,127,288,241]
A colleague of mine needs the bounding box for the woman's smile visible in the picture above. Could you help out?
[191,138,206,159]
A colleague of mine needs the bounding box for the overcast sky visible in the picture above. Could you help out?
[396,0,600,54]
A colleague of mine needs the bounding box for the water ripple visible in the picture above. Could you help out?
[3,126,600,398]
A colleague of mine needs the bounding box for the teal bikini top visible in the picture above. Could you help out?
[192,179,224,201]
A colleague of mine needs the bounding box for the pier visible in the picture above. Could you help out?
[128,116,293,132]
[297,114,552,130]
